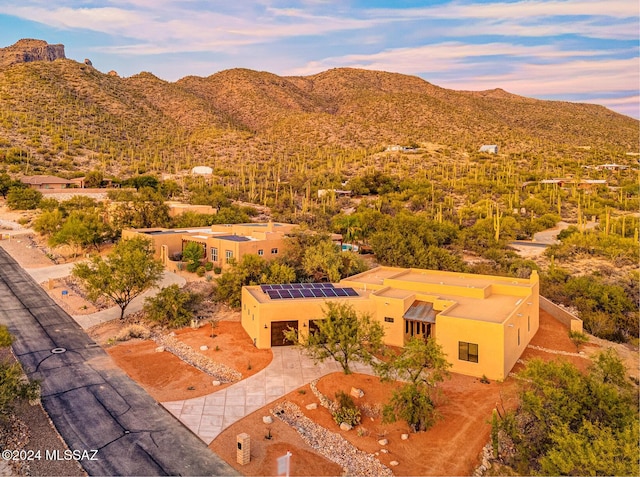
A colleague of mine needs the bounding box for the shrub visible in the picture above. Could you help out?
[332,390,361,427]
[213,266,222,274]
[383,382,439,432]
[568,330,589,350]
[7,187,42,210]
[144,284,201,328]
[116,324,151,341]
[204,262,213,271]
[196,266,206,277]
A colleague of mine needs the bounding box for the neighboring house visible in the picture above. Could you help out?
[479,145,499,154]
[122,222,299,269]
[595,163,629,171]
[317,189,352,198]
[191,166,213,175]
[242,266,541,381]
[165,202,217,218]
[20,175,73,190]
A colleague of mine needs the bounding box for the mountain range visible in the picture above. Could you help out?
[0,40,637,176]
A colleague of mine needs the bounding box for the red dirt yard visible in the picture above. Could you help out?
[97,307,635,476]
[107,321,272,402]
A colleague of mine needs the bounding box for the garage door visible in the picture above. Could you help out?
[271,320,298,346]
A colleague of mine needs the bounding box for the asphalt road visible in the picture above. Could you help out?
[0,248,238,476]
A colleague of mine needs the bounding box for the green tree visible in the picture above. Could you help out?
[110,188,171,230]
[377,337,451,386]
[333,214,361,246]
[264,262,296,284]
[143,284,201,328]
[6,187,42,210]
[284,302,385,374]
[72,237,164,319]
[0,173,24,199]
[495,353,638,475]
[182,241,204,273]
[49,210,112,255]
[382,382,438,432]
[303,240,343,282]
[379,338,451,432]
[33,209,65,236]
[83,170,104,188]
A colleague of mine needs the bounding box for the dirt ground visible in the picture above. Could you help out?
[0,235,55,268]
[208,311,638,476]
[106,321,272,402]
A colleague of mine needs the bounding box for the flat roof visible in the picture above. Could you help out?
[217,235,251,242]
[394,269,531,289]
[438,294,525,323]
[343,267,534,324]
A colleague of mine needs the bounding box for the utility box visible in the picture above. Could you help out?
[237,433,250,465]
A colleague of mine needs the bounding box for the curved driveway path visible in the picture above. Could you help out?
[163,347,375,444]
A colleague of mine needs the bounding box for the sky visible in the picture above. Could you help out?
[0,0,638,118]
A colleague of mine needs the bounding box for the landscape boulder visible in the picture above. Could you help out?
[350,387,364,398]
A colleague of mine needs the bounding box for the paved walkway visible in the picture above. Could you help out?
[73,271,186,328]
[162,347,375,444]
[19,260,186,328]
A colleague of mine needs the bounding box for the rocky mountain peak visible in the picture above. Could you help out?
[0,39,66,69]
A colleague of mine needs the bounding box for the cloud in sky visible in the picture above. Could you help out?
[0,0,637,118]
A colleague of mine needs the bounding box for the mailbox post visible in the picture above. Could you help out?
[237,433,250,465]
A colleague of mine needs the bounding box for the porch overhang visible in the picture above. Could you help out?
[403,300,436,323]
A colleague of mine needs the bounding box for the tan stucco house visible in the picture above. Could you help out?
[242,266,540,381]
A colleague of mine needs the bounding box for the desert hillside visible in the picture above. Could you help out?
[0,40,637,177]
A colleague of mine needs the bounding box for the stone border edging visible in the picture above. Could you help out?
[153,334,241,382]
[271,401,393,477]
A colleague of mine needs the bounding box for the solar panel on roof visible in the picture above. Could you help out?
[263,283,359,299]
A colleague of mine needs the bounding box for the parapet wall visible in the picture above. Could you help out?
[540,296,583,333]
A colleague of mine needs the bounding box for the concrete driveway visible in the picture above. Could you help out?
[163,347,375,444]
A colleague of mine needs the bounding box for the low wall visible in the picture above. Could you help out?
[540,296,583,333]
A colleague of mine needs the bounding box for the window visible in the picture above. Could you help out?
[458,341,478,363]
[271,248,278,254]
[225,250,233,263]
[384,317,394,323]
[258,249,264,256]
[211,247,218,262]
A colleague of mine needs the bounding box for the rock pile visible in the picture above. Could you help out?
[271,401,393,477]
[473,442,494,476]
[309,378,337,412]
[153,334,241,382]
